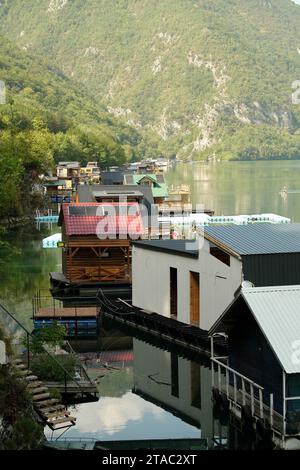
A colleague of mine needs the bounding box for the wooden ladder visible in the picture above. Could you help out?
[13,359,77,431]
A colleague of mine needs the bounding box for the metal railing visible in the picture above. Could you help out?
[32,291,64,318]
[211,356,266,420]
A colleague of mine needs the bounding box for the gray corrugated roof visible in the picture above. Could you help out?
[211,285,300,374]
[204,223,300,255]
[243,286,300,374]
[132,239,199,258]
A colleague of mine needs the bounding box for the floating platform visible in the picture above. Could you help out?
[35,306,98,318]
[36,215,59,223]
[42,233,62,248]
[32,292,100,337]
[50,272,132,302]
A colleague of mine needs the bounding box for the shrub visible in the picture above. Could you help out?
[30,353,78,382]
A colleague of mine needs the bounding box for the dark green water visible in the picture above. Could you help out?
[2,161,296,448]
[166,161,300,221]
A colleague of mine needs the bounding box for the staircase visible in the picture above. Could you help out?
[13,359,76,431]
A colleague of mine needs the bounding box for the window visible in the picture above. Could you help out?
[210,246,230,266]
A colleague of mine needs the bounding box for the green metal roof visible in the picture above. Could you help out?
[44,179,67,187]
[131,174,168,198]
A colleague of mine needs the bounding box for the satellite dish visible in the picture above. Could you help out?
[242,280,255,289]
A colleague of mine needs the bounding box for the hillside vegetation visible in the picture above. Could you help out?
[1,0,300,160]
[0,34,148,218]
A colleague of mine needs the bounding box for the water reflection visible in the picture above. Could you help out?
[44,323,233,448]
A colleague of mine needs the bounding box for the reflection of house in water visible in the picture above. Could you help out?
[132,338,228,448]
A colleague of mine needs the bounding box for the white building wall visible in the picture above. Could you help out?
[132,238,242,330]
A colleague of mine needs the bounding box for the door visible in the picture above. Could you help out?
[170,267,178,319]
[190,271,200,326]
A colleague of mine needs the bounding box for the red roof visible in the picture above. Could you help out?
[59,203,145,237]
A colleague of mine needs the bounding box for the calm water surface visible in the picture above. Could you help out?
[166,160,300,221]
[1,161,299,448]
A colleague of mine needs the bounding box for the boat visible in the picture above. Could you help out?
[279,186,288,195]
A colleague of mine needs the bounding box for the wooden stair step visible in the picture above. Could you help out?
[12,358,24,364]
[18,369,32,376]
[35,398,60,408]
[27,381,43,388]
[31,387,49,395]
[33,393,51,401]
[49,416,76,426]
[45,410,70,420]
[24,375,38,381]
[40,405,66,414]
[15,363,27,370]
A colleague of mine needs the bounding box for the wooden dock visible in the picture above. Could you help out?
[32,292,101,337]
[35,306,98,318]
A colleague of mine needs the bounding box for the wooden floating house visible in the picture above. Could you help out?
[210,285,300,448]
[132,223,300,331]
[51,202,145,292]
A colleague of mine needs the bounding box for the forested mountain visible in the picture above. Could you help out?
[1,0,300,160]
[0,34,148,218]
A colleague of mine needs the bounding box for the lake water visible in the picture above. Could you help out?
[1,160,298,449]
[166,160,300,221]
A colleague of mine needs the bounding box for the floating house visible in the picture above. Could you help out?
[132,223,300,331]
[57,161,80,180]
[79,162,100,183]
[55,202,145,286]
[76,184,156,238]
[43,178,71,196]
[123,173,168,204]
[210,285,300,445]
[76,184,153,210]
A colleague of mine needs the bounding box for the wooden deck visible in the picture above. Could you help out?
[46,381,98,395]
[35,306,98,318]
